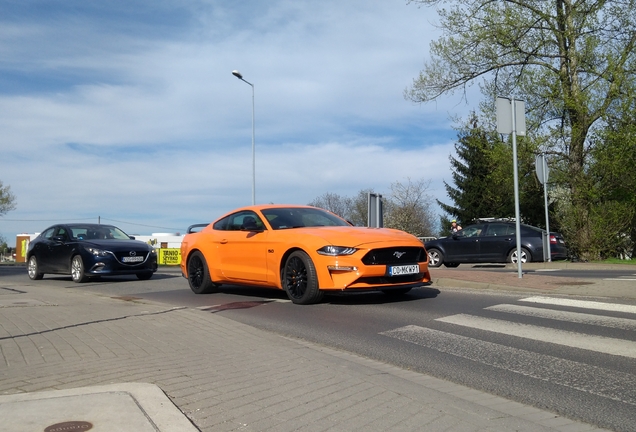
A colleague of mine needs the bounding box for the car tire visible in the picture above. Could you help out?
[508,247,531,264]
[71,255,89,283]
[443,262,460,268]
[27,255,44,280]
[282,250,324,305]
[427,248,444,267]
[187,251,219,294]
[136,272,153,280]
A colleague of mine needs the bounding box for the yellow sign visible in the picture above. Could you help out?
[158,248,181,265]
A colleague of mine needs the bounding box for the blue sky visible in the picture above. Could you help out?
[0,0,478,243]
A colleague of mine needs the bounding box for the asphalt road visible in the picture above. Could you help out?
[2,265,635,431]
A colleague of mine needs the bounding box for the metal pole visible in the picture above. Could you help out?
[511,98,523,278]
[542,154,551,262]
[232,71,255,205]
[250,84,255,206]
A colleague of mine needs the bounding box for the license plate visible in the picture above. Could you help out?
[122,256,144,263]
[388,264,419,276]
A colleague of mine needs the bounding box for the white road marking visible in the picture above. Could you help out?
[519,296,636,314]
[435,314,636,358]
[534,268,562,272]
[485,304,636,330]
[381,325,636,405]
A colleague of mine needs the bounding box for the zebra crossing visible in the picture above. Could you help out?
[380,296,636,406]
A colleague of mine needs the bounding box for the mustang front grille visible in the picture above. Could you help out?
[361,247,426,265]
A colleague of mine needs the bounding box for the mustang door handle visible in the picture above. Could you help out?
[220,239,228,244]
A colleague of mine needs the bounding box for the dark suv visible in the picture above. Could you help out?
[424,221,568,267]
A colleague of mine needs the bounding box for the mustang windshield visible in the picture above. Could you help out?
[262,207,351,230]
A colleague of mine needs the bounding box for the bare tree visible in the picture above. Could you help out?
[384,178,436,237]
[0,180,17,216]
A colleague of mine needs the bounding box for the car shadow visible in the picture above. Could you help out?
[213,284,440,305]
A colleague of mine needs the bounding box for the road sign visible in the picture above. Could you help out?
[496,97,526,136]
[535,154,549,185]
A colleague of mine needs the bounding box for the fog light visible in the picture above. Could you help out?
[327,265,357,271]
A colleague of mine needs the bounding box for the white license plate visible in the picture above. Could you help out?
[122,256,144,263]
[388,264,419,276]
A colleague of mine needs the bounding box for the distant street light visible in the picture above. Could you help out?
[232,70,255,205]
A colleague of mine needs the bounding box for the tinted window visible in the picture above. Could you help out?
[460,224,485,237]
[40,228,56,240]
[484,224,512,236]
[262,207,349,230]
[214,211,265,231]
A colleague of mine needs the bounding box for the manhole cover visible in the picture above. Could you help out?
[44,420,93,431]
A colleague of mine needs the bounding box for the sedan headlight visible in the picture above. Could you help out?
[317,246,357,256]
[87,247,109,257]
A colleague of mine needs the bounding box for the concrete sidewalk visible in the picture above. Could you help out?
[1,265,627,431]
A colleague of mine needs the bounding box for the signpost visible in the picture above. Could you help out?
[535,153,551,262]
[496,96,526,278]
[367,193,383,228]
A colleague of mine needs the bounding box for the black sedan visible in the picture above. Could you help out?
[424,221,568,267]
[26,223,158,282]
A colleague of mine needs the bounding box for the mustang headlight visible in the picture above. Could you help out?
[317,246,357,256]
[87,247,109,257]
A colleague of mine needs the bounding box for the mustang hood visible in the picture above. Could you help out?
[293,226,420,247]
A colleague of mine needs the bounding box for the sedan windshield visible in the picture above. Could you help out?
[70,225,132,240]
[262,207,350,230]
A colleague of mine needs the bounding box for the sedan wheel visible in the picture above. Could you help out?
[71,255,89,283]
[27,256,44,280]
[427,248,444,267]
[282,251,324,305]
[187,251,218,294]
[508,247,530,264]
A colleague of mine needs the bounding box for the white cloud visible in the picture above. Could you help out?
[0,0,474,241]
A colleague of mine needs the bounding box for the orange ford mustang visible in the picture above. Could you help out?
[180,205,431,304]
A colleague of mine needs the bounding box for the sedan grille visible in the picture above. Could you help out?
[113,250,149,265]
[361,247,427,265]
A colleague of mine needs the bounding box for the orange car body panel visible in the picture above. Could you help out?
[180,204,431,292]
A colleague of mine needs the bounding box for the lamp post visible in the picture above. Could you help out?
[232,70,255,205]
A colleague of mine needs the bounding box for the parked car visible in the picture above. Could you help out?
[27,223,157,282]
[424,221,568,267]
[180,205,431,304]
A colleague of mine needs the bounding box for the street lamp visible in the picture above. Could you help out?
[232,70,255,205]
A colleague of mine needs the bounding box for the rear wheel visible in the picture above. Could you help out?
[508,247,531,264]
[71,255,89,283]
[187,251,219,294]
[27,256,44,280]
[282,251,324,305]
[427,248,444,267]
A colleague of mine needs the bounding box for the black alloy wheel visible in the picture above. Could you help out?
[187,251,218,294]
[282,251,324,305]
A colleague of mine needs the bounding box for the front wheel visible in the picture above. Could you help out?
[187,251,219,294]
[508,247,531,264]
[71,255,89,283]
[427,248,444,267]
[282,251,324,305]
[27,256,44,280]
